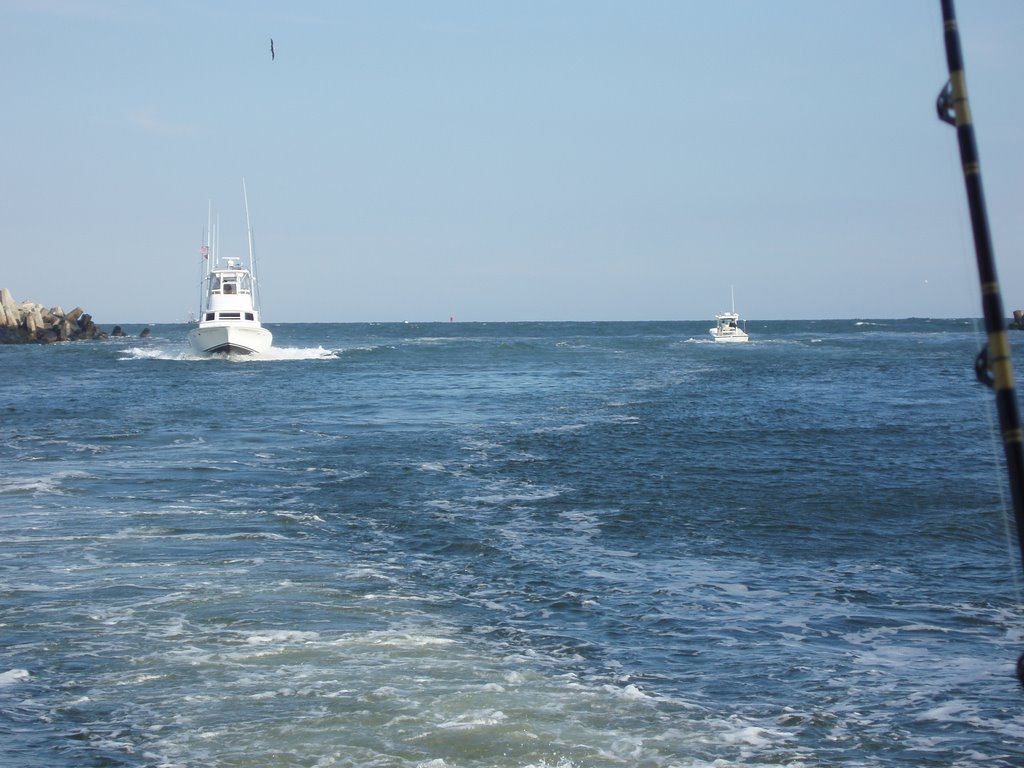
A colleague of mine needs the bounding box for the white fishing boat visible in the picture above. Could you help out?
[709,289,749,343]
[188,183,273,356]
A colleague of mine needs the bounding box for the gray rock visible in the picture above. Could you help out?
[0,288,110,344]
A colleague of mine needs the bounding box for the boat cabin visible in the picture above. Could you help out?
[203,260,259,322]
[211,267,252,298]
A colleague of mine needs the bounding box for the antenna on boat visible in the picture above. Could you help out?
[208,201,213,266]
[198,226,204,318]
[199,201,212,318]
[730,286,746,332]
[242,178,261,310]
[938,0,1024,687]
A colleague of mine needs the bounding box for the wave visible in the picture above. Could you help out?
[119,346,340,362]
[0,668,30,687]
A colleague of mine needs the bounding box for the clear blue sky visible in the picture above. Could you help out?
[2,1,1022,322]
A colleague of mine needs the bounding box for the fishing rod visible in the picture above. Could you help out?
[937,0,1024,686]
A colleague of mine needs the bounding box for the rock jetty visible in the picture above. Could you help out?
[0,287,108,344]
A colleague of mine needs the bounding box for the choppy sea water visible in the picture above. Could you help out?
[2,319,1023,767]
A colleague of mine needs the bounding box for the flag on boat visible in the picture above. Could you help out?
[200,246,209,259]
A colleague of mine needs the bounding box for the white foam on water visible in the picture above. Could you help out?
[0,668,30,686]
[530,422,588,435]
[0,469,95,497]
[916,699,972,722]
[272,510,325,524]
[257,346,339,361]
[120,345,339,362]
[17,592,833,768]
[0,477,62,495]
[244,630,321,645]
[408,336,461,344]
[437,709,508,730]
[609,683,652,702]
[179,530,289,542]
[720,725,788,748]
[462,477,569,507]
[120,346,193,361]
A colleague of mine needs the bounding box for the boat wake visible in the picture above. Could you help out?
[255,346,339,361]
[120,346,339,362]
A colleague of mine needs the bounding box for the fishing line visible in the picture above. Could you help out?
[931,13,1020,615]
[933,9,1017,604]
[938,0,1024,686]
[971,316,1024,610]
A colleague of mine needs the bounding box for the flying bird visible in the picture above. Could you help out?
[270,38,275,60]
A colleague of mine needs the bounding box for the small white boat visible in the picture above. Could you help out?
[188,183,273,356]
[709,289,749,343]
[710,311,749,343]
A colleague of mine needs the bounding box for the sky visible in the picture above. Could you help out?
[1,0,1022,323]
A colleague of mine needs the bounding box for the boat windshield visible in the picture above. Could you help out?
[212,273,250,295]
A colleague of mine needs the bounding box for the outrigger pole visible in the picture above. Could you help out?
[242,178,261,311]
[937,0,1024,685]
[201,202,213,318]
[198,226,205,320]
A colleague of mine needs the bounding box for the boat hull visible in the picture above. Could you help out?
[188,323,273,356]
[710,331,749,343]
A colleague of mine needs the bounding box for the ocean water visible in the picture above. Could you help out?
[2,319,1023,767]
